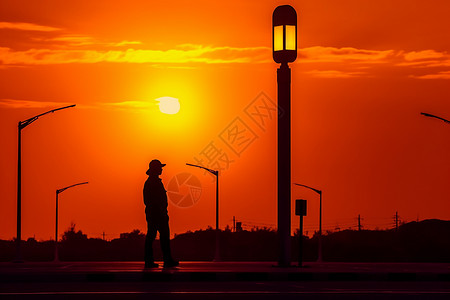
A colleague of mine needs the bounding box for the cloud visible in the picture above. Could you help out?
[0,98,161,113]
[300,46,396,63]
[1,40,449,81]
[412,71,450,80]
[0,45,270,65]
[397,49,450,68]
[0,42,433,67]
[100,100,156,110]
[305,70,367,78]
[0,22,61,32]
[114,41,142,47]
[0,44,400,66]
[0,99,72,109]
[41,35,143,47]
[50,35,97,46]
[0,98,144,111]
[404,50,446,61]
[301,47,450,79]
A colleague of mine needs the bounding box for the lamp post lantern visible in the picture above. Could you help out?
[54,181,88,262]
[186,163,220,261]
[15,104,76,262]
[273,5,297,267]
[273,5,297,64]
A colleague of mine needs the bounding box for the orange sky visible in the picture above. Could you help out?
[1,0,449,241]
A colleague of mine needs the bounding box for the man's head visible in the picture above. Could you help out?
[146,159,166,176]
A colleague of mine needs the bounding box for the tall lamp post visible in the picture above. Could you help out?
[186,163,220,261]
[421,111,450,209]
[54,181,89,262]
[273,5,297,267]
[293,183,323,262]
[15,104,76,262]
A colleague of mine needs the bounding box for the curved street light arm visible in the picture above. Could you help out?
[19,104,76,129]
[186,163,218,176]
[186,162,221,261]
[421,112,450,124]
[293,183,322,195]
[57,181,89,194]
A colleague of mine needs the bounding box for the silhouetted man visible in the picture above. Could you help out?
[144,159,179,268]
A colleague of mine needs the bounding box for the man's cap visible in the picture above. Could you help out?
[147,159,166,174]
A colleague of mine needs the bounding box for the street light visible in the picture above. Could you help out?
[294,183,323,262]
[421,112,450,124]
[186,163,220,261]
[273,6,297,64]
[273,5,297,267]
[421,111,449,213]
[15,104,76,262]
[54,181,89,262]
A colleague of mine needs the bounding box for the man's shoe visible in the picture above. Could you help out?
[145,262,159,268]
[163,260,179,268]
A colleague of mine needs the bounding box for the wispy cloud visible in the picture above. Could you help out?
[412,71,450,80]
[1,41,441,67]
[114,41,142,47]
[0,98,158,112]
[0,22,61,32]
[0,99,71,109]
[300,46,396,63]
[1,38,450,80]
[50,35,97,46]
[100,100,156,110]
[41,35,143,47]
[301,47,450,79]
[0,45,270,65]
[404,50,445,61]
[397,49,450,68]
[305,70,367,78]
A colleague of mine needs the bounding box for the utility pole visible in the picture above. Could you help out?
[395,211,399,230]
[233,216,236,233]
[102,232,106,241]
[358,214,362,231]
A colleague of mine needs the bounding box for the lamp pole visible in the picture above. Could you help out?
[54,181,88,262]
[15,104,76,262]
[273,5,297,267]
[421,112,449,211]
[186,163,220,261]
[294,183,323,262]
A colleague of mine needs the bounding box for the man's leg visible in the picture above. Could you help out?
[159,219,178,267]
[145,221,157,266]
[159,219,172,263]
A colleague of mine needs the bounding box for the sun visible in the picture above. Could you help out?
[156,97,180,115]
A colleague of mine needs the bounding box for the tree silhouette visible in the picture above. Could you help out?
[61,223,87,242]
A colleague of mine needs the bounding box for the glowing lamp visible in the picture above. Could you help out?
[273,5,297,64]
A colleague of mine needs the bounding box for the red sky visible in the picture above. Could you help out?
[1,0,449,241]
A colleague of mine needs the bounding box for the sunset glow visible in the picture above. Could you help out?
[0,0,449,242]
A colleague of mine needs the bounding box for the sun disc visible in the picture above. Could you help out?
[156,97,180,114]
